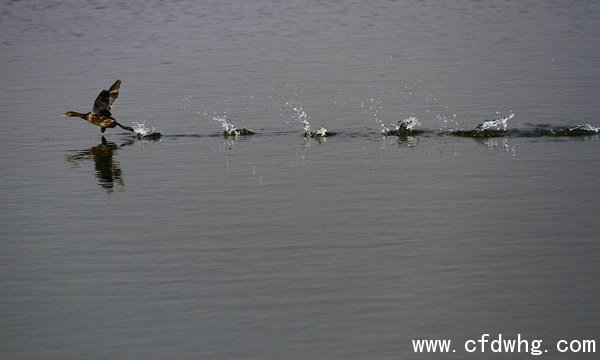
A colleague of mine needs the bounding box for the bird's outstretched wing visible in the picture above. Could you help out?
[92,80,121,116]
[107,79,121,110]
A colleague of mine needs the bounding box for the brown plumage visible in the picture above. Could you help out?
[62,80,134,133]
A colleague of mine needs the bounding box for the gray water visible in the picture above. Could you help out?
[1,0,599,358]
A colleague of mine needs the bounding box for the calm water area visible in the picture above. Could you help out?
[1,0,599,358]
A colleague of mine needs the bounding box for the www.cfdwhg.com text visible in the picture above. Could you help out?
[412,334,596,356]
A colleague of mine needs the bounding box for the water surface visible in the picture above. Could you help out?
[1,0,599,358]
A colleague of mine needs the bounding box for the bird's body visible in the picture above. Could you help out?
[62,80,133,133]
[61,111,122,132]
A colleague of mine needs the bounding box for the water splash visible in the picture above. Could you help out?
[395,116,420,131]
[291,106,310,132]
[382,117,421,136]
[475,113,515,132]
[285,102,329,137]
[360,97,386,133]
[452,115,599,138]
[305,126,329,138]
[437,113,460,131]
[211,113,254,136]
[570,124,599,133]
[133,122,161,138]
[212,113,236,133]
[313,127,328,136]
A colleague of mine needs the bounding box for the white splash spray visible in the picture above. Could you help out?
[360,97,386,133]
[570,124,599,132]
[210,112,254,136]
[286,102,328,137]
[211,113,236,133]
[133,122,161,137]
[475,113,514,132]
[290,105,310,132]
[382,117,420,135]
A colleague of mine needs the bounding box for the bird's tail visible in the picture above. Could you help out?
[117,122,134,132]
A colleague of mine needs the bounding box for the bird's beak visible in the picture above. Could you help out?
[61,113,68,117]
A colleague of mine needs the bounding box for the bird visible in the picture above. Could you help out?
[62,80,134,134]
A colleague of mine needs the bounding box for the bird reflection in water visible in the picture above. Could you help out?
[65,137,134,192]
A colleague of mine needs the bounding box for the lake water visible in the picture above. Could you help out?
[1,0,599,358]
